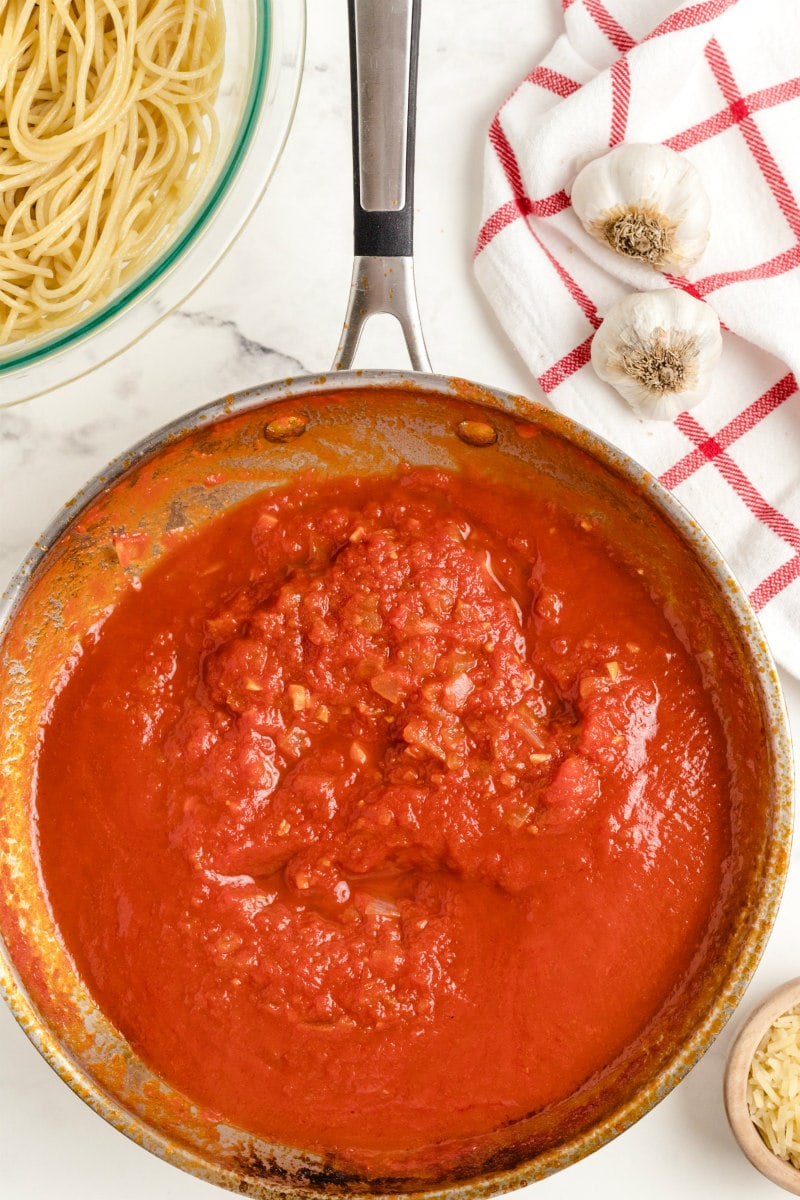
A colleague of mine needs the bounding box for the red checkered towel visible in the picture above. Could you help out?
[474,0,800,677]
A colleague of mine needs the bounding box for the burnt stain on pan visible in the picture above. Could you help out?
[232,1150,426,1196]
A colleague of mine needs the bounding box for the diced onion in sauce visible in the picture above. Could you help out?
[364,898,401,920]
[509,703,546,749]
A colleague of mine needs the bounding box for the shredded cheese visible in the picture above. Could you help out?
[747,1005,800,1168]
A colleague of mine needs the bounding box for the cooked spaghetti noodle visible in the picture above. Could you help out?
[0,0,225,345]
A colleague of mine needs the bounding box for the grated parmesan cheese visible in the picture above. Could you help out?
[747,1004,800,1169]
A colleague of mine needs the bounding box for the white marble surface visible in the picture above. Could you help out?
[1,1,798,1197]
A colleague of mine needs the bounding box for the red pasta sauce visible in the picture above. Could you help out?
[33,468,733,1162]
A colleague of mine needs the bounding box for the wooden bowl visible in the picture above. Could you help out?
[725,978,800,1195]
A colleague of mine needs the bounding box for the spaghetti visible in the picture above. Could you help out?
[0,0,225,346]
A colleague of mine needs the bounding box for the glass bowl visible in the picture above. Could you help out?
[0,0,306,408]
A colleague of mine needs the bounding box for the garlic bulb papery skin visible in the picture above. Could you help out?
[591,289,722,421]
[571,143,711,273]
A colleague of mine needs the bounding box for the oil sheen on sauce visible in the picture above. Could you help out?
[33,468,732,1161]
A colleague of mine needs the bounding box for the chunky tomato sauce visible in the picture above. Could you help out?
[34,468,732,1161]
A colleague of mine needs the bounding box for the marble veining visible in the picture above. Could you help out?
[173,308,308,374]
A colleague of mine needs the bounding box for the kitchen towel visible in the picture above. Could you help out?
[474,0,800,677]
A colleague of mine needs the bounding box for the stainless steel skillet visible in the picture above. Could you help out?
[0,1,792,1197]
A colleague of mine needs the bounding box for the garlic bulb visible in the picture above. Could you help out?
[571,143,710,273]
[591,289,722,420]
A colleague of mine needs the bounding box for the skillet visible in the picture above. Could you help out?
[0,1,792,1196]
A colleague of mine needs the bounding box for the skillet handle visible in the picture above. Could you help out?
[333,0,432,372]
